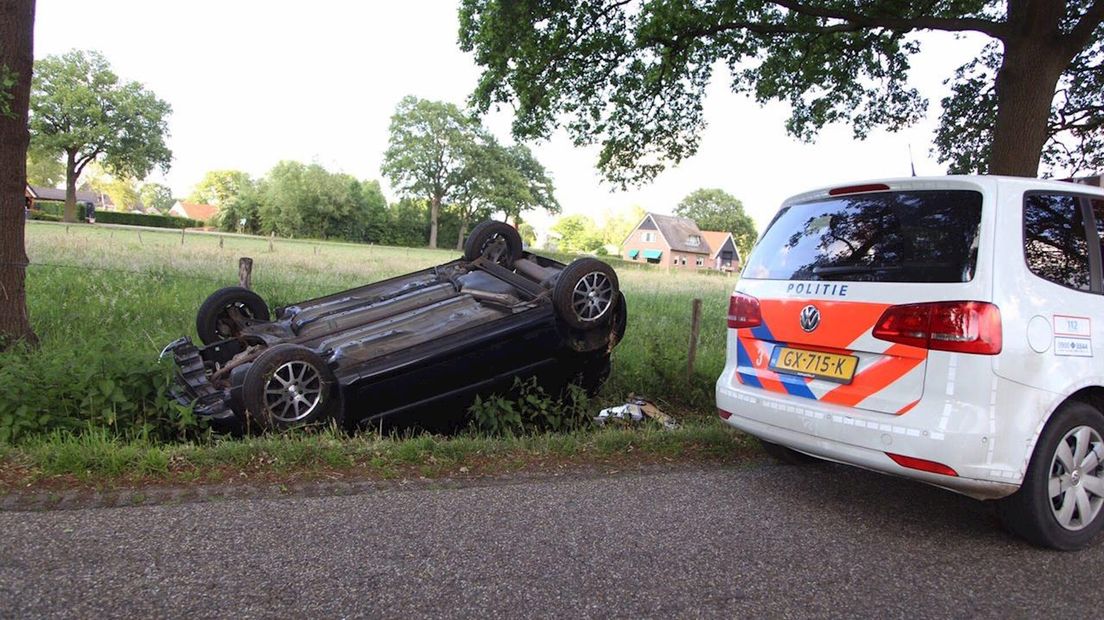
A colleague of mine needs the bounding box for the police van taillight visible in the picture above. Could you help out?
[872,301,1002,355]
[727,293,762,329]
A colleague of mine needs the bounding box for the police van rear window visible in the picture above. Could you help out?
[743,190,983,283]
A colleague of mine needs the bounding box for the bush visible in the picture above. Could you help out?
[0,339,201,444]
[94,211,202,229]
[30,201,202,229]
[29,211,61,222]
[468,377,591,435]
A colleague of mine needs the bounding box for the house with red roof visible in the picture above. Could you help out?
[169,201,219,224]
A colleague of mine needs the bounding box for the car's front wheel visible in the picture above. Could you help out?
[998,400,1104,550]
[241,344,340,431]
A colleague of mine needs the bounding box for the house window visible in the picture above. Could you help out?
[695,257,704,267]
[681,257,687,265]
[687,235,701,247]
[642,231,656,242]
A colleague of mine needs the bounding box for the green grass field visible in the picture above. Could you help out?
[3,221,736,444]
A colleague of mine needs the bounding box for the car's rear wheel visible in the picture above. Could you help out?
[242,344,339,431]
[998,400,1104,550]
[553,258,620,331]
[196,286,269,344]
[759,439,821,465]
[464,220,523,267]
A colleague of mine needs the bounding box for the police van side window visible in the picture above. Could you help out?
[1024,194,1090,291]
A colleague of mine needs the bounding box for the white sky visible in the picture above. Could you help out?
[33,0,989,233]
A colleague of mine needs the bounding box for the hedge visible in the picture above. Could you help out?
[29,211,62,222]
[32,201,202,229]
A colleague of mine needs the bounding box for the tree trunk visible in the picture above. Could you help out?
[987,30,1067,176]
[428,194,440,249]
[64,150,78,222]
[0,0,38,349]
[456,215,469,251]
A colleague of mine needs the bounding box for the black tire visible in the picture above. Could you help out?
[759,439,821,465]
[997,401,1104,550]
[553,258,620,331]
[463,220,523,267]
[611,292,628,346]
[575,355,612,397]
[196,286,269,344]
[241,344,339,431]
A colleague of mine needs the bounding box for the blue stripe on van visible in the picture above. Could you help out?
[735,338,762,389]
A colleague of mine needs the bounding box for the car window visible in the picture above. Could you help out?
[1024,193,1091,292]
[742,190,983,282]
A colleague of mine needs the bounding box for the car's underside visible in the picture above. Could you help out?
[164,221,626,433]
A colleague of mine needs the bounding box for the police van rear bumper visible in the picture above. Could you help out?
[716,381,1021,501]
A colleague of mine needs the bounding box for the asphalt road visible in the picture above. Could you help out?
[2,463,1102,619]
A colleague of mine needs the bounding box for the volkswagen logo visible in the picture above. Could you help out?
[799,305,821,332]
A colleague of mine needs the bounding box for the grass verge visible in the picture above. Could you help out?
[0,421,759,491]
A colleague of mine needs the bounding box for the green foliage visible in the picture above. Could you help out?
[86,165,140,211]
[382,96,479,247]
[468,377,591,435]
[254,161,384,241]
[189,170,252,207]
[29,211,62,222]
[382,96,560,248]
[139,182,175,214]
[459,1,1104,182]
[552,214,604,253]
[675,189,757,258]
[29,50,172,219]
[34,202,200,228]
[0,340,200,444]
[518,222,537,246]
[94,210,201,229]
[26,148,65,186]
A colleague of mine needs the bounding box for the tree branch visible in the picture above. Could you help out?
[766,1,1008,39]
[1064,0,1104,57]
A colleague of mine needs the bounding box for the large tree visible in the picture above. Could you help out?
[675,188,758,257]
[451,138,562,249]
[459,1,1104,182]
[188,169,252,207]
[382,96,480,249]
[139,182,174,214]
[30,50,172,222]
[0,0,36,348]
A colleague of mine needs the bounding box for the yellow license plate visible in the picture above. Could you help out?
[770,347,858,384]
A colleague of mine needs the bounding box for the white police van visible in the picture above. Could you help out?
[716,176,1104,549]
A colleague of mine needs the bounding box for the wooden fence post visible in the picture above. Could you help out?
[180,227,186,245]
[219,236,224,249]
[268,232,275,252]
[238,257,254,290]
[687,298,702,378]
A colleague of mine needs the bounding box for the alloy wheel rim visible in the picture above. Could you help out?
[1048,425,1104,531]
[263,360,324,423]
[571,271,614,322]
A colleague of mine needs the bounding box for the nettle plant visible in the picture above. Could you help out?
[468,376,592,435]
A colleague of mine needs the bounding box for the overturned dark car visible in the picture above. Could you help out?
[163,221,626,433]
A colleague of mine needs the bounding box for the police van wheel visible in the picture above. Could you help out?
[998,400,1104,550]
